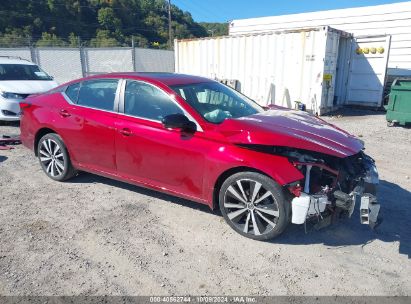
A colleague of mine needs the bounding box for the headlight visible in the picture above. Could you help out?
[362,154,379,184]
[358,138,365,147]
[0,91,23,99]
[364,164,379,184]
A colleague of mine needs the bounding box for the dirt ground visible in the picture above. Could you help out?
[0,109,410,296]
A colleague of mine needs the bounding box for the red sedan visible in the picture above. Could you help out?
[20,73,380,240]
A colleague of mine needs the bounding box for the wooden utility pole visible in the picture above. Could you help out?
[168,0,173,49]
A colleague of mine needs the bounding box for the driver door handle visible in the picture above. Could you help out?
[59,109,71,118]
[119,128,132,136]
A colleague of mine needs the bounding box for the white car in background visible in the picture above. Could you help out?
[0,56,58,121]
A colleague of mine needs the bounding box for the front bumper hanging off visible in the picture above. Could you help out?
[291,159,381,229]
[292,185,381,229]
[359,193,380,228]
[338,184,381,228]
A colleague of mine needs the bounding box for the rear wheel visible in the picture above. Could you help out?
[219,172,290,240]
[37,133,76,181]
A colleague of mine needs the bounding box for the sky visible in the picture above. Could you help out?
[172,0,411,22]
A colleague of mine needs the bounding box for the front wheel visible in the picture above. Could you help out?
[219,172,290,240]
[37,133,76,181]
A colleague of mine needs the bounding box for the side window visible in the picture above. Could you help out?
[77,79,118,111]
[195,89,234,105]
[124,81,183,121]
[65,83,80,103]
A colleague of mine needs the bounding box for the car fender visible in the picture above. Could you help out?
[202,144,304,207]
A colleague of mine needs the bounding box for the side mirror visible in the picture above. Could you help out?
[162,113,197,132]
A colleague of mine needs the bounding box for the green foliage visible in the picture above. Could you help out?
[36,32,67,47]
[98,7,121,31]
[0,29,29,47]
[68,33,80,47]
[89,29,120,47]
[0,0,227,48]
[132,35,149,48]
[200,22,229,37]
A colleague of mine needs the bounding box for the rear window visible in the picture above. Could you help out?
[0,64,53,81]
[65,83,80,102]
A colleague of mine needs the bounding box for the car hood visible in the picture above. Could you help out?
[218,109,364,158]
[0,80,58,95]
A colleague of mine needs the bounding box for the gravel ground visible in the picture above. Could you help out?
[0,109,410,296]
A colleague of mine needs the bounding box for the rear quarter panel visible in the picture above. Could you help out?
[20,93,72,154]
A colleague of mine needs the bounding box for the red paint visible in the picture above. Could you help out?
[220,109,363,157]
[20,73,364,208]
[288,184,302,197]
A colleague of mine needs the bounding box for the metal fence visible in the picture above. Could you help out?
[0,47,174,84]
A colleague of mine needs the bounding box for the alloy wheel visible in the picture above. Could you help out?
[39,138,65,177]
[223,179,280,236]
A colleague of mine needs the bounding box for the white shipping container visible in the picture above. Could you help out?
[175,27,351,115]
[229,1,411,77]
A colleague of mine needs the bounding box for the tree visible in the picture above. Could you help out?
[0,0,227,48]
[89,30,119,47]
[36,32,67,47]
[199,22,229,37]
[132,35,149,48]
[98,7,122,31]
[0,28,30,47]
[68,33,80,48]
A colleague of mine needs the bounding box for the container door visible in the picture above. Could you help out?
[321,31,340,111]
[346,35,391,107]
[334,36,352,106]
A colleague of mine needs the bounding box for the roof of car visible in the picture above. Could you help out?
[0,56,36,65]
[99,72,214,86]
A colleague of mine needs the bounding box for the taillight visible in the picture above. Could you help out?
[19,102,31,116]
[19,102,31,109]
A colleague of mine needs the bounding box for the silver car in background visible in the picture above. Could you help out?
[0,56,57,121]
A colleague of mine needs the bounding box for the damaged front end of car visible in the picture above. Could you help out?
[239,144,381,230]
[283,148,381,229]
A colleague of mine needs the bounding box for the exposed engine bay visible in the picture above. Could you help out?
[238,144,381,229]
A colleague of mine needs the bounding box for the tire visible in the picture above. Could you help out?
[37,133,76,181]
[219,172,290,240]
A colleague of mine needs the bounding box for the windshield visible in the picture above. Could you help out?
[170,82,263,123]
[0,64,53,81]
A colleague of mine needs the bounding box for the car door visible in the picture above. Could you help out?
[59,79,120,174]
[114,79,207,200]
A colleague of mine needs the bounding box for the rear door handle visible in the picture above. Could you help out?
[119,128,132,136]
[59,109,71,118]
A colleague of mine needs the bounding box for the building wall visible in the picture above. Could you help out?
[229,1,411,76]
